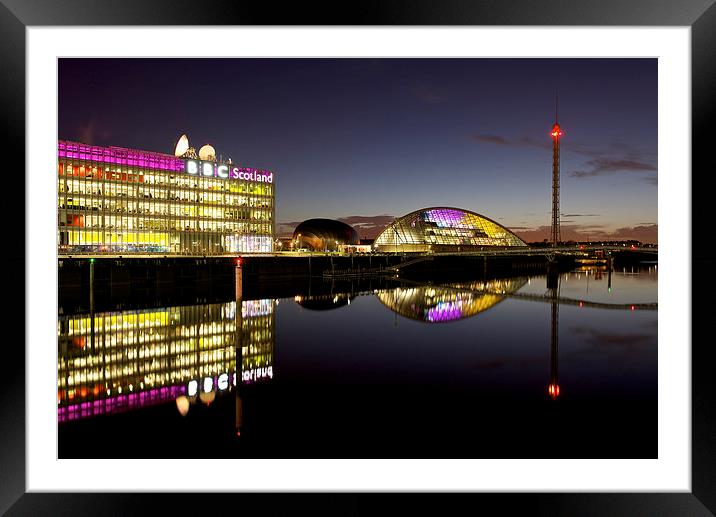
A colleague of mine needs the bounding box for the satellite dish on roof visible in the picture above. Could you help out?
[174,134,189,157]
[198,144,216,161]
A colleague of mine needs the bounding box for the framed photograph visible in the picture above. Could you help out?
[5,0,714,514]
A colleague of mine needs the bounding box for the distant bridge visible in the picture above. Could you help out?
[430,244,657,258]
[392,277,658,312]
[375,244,656,270]
[487,290,656,311]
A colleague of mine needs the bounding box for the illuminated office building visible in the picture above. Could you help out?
[57,299,275,422]
[57,140,275,255]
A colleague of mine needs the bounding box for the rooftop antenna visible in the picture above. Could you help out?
[555,89,559,124]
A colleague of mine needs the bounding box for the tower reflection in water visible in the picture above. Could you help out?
[57,299,275,423]
[376,275,559,401]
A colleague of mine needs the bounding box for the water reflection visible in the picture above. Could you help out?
[548,271,560,400]
[58,265,657,458]
[375,277,528,323]
[57,299,275,423]
[295,293,355,311]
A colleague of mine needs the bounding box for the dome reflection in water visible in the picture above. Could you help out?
[376,278,528,323]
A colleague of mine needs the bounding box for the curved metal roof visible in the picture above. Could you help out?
[374,206,526,248]
[293,218,360,250]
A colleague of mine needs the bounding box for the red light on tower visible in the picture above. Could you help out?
[551,123,564,139]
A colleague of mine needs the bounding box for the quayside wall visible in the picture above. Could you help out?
[58,251,658,311]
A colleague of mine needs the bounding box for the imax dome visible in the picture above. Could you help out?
[293,218,359,251]
[373,207,526,253]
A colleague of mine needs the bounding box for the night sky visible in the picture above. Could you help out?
[58,58,657,243]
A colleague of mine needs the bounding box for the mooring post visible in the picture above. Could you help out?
[235,257,243,302]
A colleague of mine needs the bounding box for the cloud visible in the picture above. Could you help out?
[471,134,509,145]
[562,214,600,217]
[78,119,97,145]
[570,158,657,178]
[413,86,445,104]
[571,327,655,348]
[512,223,658,244]
[470,132,657,183]
[277,215,396,240]
[338,215,395,239]
[276,221,302,238]
[609,224,659,241]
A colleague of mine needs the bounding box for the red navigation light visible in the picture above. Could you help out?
[236,257,242,267]
[550,123,563,139]
[548,383,560,399]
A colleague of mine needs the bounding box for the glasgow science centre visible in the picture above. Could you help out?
[57,135,528,257]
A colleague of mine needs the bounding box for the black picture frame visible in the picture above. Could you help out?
[3,1,714,514]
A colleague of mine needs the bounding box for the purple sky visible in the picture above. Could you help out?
[58,58,657,243]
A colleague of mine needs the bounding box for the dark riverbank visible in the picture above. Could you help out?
[58,251,652,313]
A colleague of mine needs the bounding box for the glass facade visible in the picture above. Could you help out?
[373,207,526,252]
[57,299,275,422]
[57,141,275,255]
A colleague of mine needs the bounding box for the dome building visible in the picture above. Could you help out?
[373,207,526,253]
[292,219,360,251]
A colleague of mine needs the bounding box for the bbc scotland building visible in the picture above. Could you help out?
[57,139,276,255]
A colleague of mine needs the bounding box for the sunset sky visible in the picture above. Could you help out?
[59,58,657,243]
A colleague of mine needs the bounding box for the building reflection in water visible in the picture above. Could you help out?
[294,293,355,311]
[377,275,562,402]
[375,277,528,323]
[57,298,275,423]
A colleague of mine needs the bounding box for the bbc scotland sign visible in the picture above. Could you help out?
[185,159,273,184]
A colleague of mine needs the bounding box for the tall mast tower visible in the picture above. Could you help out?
[550,91,563,247]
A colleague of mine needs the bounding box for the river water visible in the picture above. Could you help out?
[58,265,657,458]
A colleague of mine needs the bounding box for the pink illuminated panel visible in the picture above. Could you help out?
[57,385,186,423]
[58,141,185,172]
[57,141,275,181]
